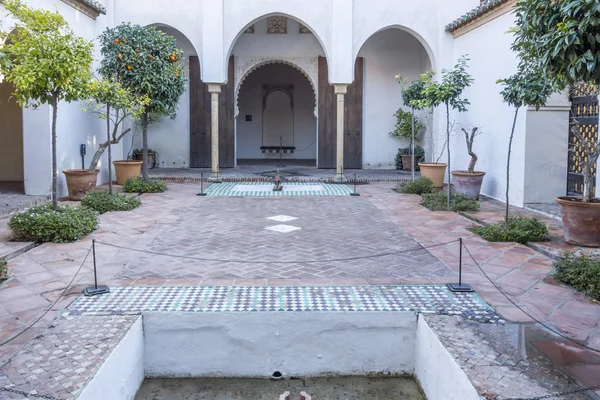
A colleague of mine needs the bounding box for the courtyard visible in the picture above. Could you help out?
[0,180,599,399]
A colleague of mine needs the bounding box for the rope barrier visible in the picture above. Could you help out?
[94,239,459,265]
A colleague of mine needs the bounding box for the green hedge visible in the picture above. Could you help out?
[421,191,479,212]
[9,204,98,243]
[554,253,600,301]
[470,216,548,244]
[0,257,7,280]
[396,177,435,195]
[81,190,141,214]
[122,177,167,193]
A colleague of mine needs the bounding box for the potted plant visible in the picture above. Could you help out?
[389,107,424,172]
[417,56,473,204]
[99,23,186,182]
[513,0,600,246]
[451,127,485,199]
[395,145,425,171]
[0,0,93,208]
[132,148,158,169]
[84,78,149,191]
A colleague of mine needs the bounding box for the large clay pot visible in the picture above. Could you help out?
[452,171,486,200]
[400,155,419,172]
[555,196,600,247]
[113,160,143,185]
[63,169,99,201]
[418,163,447,188]
[133,151,157,169]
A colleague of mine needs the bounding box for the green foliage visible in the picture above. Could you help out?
[99,23,186,119]
[397,75,428,111]
[415,56,473,112]
[87,78,150,122]
[81,190,141,214]
[0,0,94,107]
[395,145,425,170]
[396,177,435,195]
[122,177,167,193]
[8,204,99,243]
[512,0,600,90]
[0,258,7,280]
[496,66,554,110]
[470,216,548,244]
[421,191,480,212]
[554,253,600,301]
[132,148,157,158]
[389,108,424,141]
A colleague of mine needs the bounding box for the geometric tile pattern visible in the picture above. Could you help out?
[65,285,501,323]
[265,224,302,233]
[205,182,352,197]
[266,215,298,222]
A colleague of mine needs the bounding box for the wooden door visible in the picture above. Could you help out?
[189,56,211,168]
[318,56,363,169]
[344,57,363,169]
[219,56,235,168]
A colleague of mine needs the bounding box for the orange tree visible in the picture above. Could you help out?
[0,0,93,209]
[98,23,186,180]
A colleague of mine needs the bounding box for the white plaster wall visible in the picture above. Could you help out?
[237,64,317,160]
[143,312,417,378]
[358,29,432,169]
[78,317,144,400]
[451,11,528,205]
[415,317,480,400]
[0,81,24,182]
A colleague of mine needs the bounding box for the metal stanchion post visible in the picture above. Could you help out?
[350,172,360,196]
[84,240,110,296]
[197,172,207,196]
[447,238,474,293]
[214,165,222,184]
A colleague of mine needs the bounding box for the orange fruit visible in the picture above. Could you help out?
[114,39,120,44]
[127,65,132,70]
[117,53,123,60]
[148,55,153,60]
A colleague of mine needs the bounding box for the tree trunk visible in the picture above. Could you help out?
[107,104,113,195]
[582,162,594,202]
[464,128,478,174]
[142,112,149,181]
[506,107,520,226]
[446,103,451,209]
[411,109,415,182]
[51,95,58,210]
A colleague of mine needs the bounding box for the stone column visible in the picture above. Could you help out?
[207,84,222,178]
[334,84,348,181]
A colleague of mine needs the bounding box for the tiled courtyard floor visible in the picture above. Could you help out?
[0,182,599,399]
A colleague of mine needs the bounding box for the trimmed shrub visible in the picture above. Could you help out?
[395,145,425,170]
[8,204,98,243]
[81,190,141,214]
[470,216,548,244]
[396,177,435,195]
[554,253,600,301]
[421,191,479,212]
[0,257,7,280]
[122,177,167,193]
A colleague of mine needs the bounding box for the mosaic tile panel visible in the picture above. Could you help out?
[205,182,352,197]
[65,285,500,323]
[267,16,287,34]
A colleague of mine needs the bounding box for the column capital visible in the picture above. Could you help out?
[207,83,223,94]
[333,84,348,95]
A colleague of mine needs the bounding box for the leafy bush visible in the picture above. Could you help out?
[470,216,548,244]
[396,177,435,195]
[389,108,424,140]
[122,177,167,193]
[0,258,7,280]
[8,204,98,243]
[81,190,141,214]
[421,191,479,212]
[554,253,600,301]
[395,145,425,170]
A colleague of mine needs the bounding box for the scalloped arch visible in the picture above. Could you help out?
[234,57,318,118]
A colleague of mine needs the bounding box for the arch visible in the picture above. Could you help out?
[145,23,199,56]
[354,25,436,71]
[235,57,318,117]
[263,86,294,111]
[225,12,330,80]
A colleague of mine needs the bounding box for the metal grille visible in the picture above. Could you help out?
[568,83,598,195]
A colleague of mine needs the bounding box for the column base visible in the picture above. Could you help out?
[208,172,222,183]
[334,173,347,183]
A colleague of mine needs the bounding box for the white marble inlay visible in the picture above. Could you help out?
[232,184,325,193]
[267,215,298,222]
[265,224,302,233]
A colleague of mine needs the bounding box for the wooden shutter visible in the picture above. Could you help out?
[189,56,211,168]
[318,56,336,169]
[219,56,235,168]
[344,57,363,169]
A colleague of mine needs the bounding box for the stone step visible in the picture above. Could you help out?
[0,241,37,261]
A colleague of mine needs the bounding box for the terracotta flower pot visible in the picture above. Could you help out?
[418,163,447,188]
[113,160,143,185]
[63,169,100,201]
[555,196,600,247]
[451,171,486,200]
[400,155,419,172]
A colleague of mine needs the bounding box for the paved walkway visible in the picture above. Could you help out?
[0,182,599,399]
